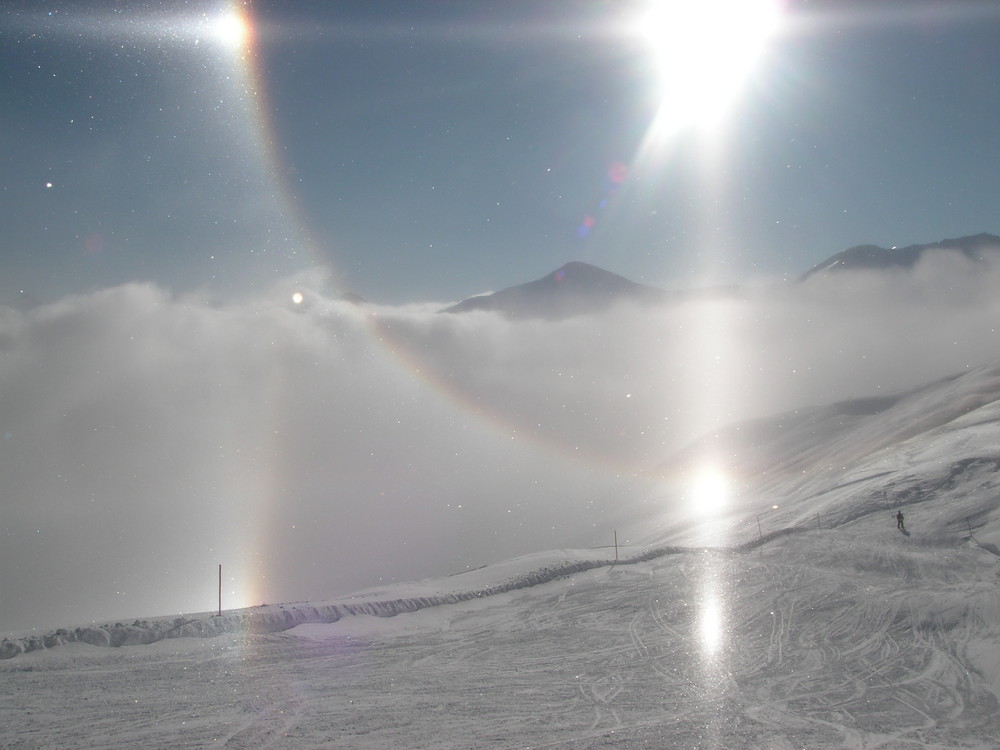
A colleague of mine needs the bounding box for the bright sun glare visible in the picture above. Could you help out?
[634,0,783,129]
[690,466,730,516]
[208,7,251,49]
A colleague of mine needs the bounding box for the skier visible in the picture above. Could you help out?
[896,510,905,530]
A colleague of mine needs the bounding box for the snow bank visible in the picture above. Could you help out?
[0,547,670,659]
[2,533,813,661]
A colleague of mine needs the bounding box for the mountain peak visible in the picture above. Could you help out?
[443,261,667,319]
[803,233,1000,279]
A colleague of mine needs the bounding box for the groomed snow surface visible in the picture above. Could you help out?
[2,533,998,749]
[3,364,1000,748]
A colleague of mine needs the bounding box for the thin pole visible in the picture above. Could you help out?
[614,530,619,563]
[218,564,222,617]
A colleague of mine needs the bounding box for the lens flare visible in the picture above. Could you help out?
[575,161,629,239]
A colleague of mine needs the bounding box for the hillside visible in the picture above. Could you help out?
[646,364,1000,545]
[3,363,1000,747]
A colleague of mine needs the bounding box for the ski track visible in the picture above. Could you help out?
[2,527,999,748]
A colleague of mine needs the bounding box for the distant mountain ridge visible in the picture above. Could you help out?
[802,233,1000,279]
[442,261,668,319]
[434,233,1000,319]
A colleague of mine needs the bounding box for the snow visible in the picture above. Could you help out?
[3,363,1000,747]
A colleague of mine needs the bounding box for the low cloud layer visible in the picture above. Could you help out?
[3,250,1000,632]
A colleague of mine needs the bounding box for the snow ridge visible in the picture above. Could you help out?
[0,536,798,660]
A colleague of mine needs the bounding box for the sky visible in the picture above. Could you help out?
[2,0,1000,633]
[2,0,999,305]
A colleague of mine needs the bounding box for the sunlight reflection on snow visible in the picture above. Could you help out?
[691,554,733,747]
[698,588,724,657]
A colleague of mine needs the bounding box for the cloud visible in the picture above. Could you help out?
[0,281,631,632]
[3,250,1000,632]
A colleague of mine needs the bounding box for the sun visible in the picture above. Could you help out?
[207,5,253,50]
[633,0,783,130]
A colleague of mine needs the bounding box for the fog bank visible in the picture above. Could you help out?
[3,250,999,632]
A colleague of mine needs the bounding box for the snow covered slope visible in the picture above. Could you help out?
[643,363,1000,554]
[2,363,1000,747]
[2,528,997,746]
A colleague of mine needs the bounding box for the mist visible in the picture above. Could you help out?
[3,249,1000,633]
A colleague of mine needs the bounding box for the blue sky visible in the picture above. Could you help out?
[2,0,999,305]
